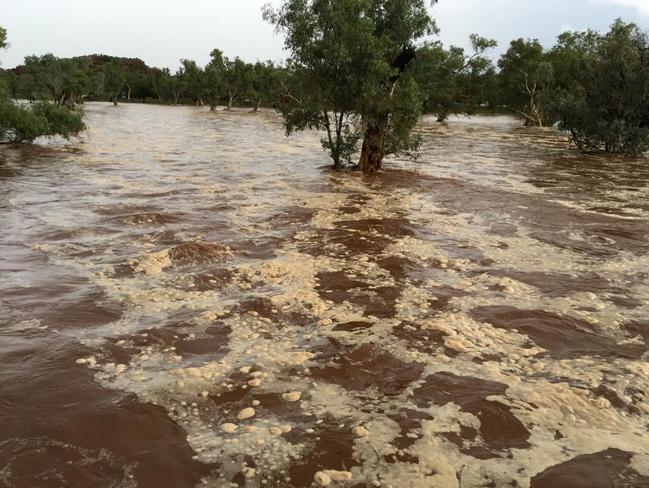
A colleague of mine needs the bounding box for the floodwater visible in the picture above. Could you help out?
[1,103,648,488]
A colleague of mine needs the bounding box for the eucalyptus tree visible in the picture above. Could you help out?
[222,57,249,110]
[204,49,226,111]
[0,26,84,144]
[23,54,64,102]
[249,61,280,111]
[457,36,499,113]
[87,70,106,100]
[104,60,125,106]
[60,58,90,107]
[265,0,437,172]
[179,59,205,106]
[0,27,7,95]
[498,39,554,126]
[414,34,497,122]
[164,70,184,105]
[551,20,649,153]
[129,72,154,103]
[19,55,89,106]
[149,67,173,103]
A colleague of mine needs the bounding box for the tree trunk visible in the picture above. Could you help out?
[210,104,216,112]
[358,125,385,173]
[527,96,543,127]
[227,93,234,111]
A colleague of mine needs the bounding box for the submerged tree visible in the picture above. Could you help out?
[414,34,497,122]
[249,61,279,112]
[104,60,125,106]
[551,20,649,154]
[179,59,205,106]
[0,26,85,143]
[265,0,437,172]
[222,57,250,110]
[498,39,554,126]
[204,49,226,111]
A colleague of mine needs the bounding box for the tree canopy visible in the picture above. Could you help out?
[265,0,438,172]
[0,27,7,50]
[3,15,649,156]
[498,38,554,127]
[492,19,649,154]
[551,20,649,153]
[0,26,85,144]
[414,34,497,122]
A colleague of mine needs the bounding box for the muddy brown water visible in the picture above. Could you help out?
[1,105,649,488]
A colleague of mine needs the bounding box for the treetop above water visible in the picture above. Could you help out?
[1,7,648,162]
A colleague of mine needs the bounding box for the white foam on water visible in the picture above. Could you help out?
[29,111,647,487]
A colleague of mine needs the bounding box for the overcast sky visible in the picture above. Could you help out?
[1,0,648,70]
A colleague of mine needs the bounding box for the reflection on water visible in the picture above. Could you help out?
[1,103,649,488]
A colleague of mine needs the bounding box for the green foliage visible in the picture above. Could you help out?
[4,27,289,112]
[0,26,7,50]
[179,59,204,104]
[19,54,90,106]
[5,15,649,157]
[125,70,154,103]
[223,57,249,109]
[498,38,554,126]
[0,25,85,144]
[265,0,437,170]
[249,61,281,111]
[0,100,46,142]
[551,20,649,154]
[495,20,649,154]
[204,50,226,110]
[104,60,125,104]
[414,35,497,122]
[0,99,85,143]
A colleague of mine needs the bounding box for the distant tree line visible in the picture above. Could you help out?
[2,51,288,111]
[2,14,649,158]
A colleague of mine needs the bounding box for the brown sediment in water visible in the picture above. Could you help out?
[167,241,232,264]
[2,108,649,487]
[488,269,613,297]
[531,449,649,488]
[288,427,358,486]
[470,306,646,359]
[412,372,531,455]
[311,343,425,396]
[332,321,374,332]
[0,348,212,488]
[391,320,447,354]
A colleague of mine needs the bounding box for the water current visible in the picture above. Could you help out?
[1,103,648,488]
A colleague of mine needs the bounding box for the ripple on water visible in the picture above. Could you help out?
[1,105,649,487]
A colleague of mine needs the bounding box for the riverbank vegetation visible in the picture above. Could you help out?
[0,26,85,144]
[1,9,648,159]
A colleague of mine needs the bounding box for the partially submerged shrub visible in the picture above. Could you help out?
[551,20,649,154]
[0,99,85,143]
